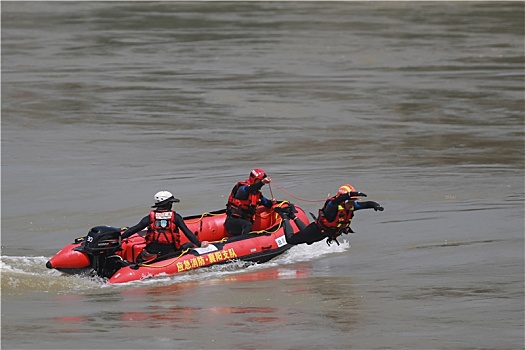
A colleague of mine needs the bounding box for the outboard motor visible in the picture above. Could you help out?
[77,226,124,278]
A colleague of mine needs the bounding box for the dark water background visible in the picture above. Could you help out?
[1,2,524,349]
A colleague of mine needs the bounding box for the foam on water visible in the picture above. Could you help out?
[1,255,105,293]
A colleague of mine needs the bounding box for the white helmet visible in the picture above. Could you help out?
[153,191,180,207]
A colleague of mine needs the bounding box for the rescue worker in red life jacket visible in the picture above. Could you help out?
[225,168,277,236]
[274,184,384,246]
[121,191,209,263]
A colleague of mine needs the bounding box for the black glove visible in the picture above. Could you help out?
[374,203,384,211]
[326,237,340,246]
[350,191,367,197]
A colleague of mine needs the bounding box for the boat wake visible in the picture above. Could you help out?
[1,239,350,292]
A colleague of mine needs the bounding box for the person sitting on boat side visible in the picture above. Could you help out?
[274,183,384,246]
[121,191,209,263]
[224,168,277,236]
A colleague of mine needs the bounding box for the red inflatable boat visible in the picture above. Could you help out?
[46,202,308,284]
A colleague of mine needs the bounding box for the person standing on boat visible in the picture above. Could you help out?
[225,168,277,236]
[274,184,384,246]
[121,191,209,263]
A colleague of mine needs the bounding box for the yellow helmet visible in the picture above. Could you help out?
[338,184,356,197]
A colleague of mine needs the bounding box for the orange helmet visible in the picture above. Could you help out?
[248,168,267,184]
[338,184,356,197]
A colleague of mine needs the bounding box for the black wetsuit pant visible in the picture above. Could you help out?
[224,216,253,236]
[145,242,177,256]
[282,217,328,245]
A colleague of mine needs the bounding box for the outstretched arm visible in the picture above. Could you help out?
[355,201,384,211]
[323,192,369,220]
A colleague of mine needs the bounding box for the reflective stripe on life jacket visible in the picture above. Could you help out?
[226,181,261,222]
[316,197,354,237]
[146,210,181,248]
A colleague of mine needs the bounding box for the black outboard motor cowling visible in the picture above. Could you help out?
[76,226,124,278]
[79,226,121,255]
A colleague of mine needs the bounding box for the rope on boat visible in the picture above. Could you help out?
[249,220,283,235]
[184,211,224,224]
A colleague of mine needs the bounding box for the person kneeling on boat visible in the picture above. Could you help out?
[121,191,209,263]
[225,168,277,236]
[274,184,384,246]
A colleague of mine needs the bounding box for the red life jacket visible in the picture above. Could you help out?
[316,197,354,237]
[226,181,261,222]
[146,210,181,248]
